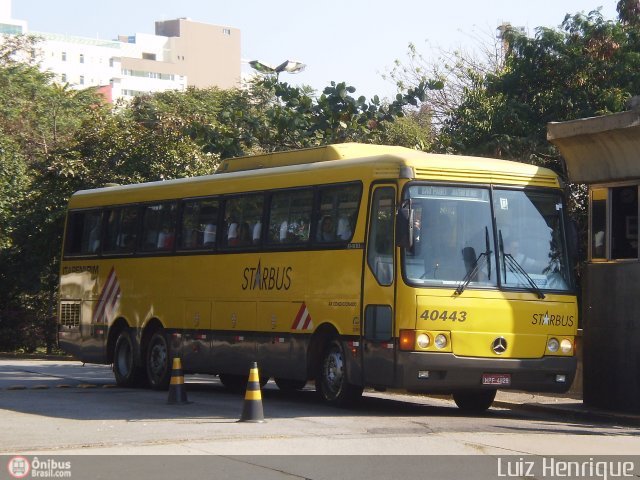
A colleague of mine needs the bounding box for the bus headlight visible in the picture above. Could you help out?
[560,338,573,354]
[417,333,431,349]
[434,334,448,349]
[547,338,560,353]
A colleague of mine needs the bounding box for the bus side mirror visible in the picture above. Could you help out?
[396,200,414,250]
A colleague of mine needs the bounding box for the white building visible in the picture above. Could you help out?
[0,0,240,103]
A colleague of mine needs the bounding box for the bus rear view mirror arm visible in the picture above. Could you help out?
[396,199,414,250]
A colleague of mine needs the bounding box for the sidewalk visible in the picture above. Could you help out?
[494,390,640,426]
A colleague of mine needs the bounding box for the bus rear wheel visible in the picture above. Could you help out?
[452,389,496,413]
[146,331,171,390]
[316,339,363,406]
[113,330,144,387]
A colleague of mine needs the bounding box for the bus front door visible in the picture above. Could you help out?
[362,185,396,388]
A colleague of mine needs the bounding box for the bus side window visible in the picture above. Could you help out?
[315,183,361,244]
[103,206,138,254]
[64,209,102,257]
[267,189,313,246]
[223,194,264,249]
[140,202,177,253]
[179,198,219,250]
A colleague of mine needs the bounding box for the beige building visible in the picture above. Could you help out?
[153,18,240,89]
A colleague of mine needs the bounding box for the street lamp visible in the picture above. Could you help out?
[249,59,306,79]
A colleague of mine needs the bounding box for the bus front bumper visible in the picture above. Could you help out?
[398,352,577,393]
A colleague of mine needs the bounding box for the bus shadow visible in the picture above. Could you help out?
[0,362,630,432]
[0,376,625,436]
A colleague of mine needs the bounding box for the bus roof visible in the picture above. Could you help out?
[68,144,561,208]
[215,143,410,173]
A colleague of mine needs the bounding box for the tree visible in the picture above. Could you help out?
[438,8,640,169]
[385,32,505,131]
[252,77,439,151]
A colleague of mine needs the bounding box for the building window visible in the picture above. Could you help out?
[591,188,607,260]
[589,185,639,261]
[79,53,84,64]
[61,73,67,83]
[612,186,638,260]
[79,76,85,85]
[222,28,231,35]
[61,51,67,61]
[142,52,156,60]
[0,23,23,35]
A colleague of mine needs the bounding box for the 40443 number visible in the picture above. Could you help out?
[420,309,468,322]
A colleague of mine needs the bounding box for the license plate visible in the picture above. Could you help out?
[482,373,511,386]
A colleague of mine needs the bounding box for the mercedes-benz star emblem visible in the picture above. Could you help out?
[491,337,508,355]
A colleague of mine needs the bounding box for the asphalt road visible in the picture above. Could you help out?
[0,359,638,464]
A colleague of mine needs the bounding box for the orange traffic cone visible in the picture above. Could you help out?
[167,357,189,404]
[238,362,265,422]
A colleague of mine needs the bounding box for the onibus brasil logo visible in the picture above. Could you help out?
[7,456,72,478]
[7,457,30,479]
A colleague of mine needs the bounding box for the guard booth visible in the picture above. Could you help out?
[548,104,640,413]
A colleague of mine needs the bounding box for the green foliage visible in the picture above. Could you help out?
[253,77,437,150]
[0,135,30,250]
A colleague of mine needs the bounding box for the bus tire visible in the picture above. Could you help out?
[113,330,144,388]
[146,330,171,390]
[275,378,307,391]
[315,339,363,406]
[453,389,496,413]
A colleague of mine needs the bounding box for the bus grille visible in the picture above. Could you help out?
[60,302,81,328]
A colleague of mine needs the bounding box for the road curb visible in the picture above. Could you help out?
[0,353,75,361]
[1,384,116,391]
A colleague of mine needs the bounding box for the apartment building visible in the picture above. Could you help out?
[0,0,241,102]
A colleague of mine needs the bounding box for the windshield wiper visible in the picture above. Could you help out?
[455,251,488,295]
[456,226,492,296]
[498,229,545,299]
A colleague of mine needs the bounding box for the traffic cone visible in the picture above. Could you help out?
[167,357,189,404]
[238,362,265,422]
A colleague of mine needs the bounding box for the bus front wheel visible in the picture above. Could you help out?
[316,339,363,406]
[113,330,144,387]
[146,331,171,390]
[452,389,496,413]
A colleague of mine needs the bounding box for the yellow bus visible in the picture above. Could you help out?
[58,143,577,412]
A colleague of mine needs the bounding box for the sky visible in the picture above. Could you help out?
[11,0,620,100]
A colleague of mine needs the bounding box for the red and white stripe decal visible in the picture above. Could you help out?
[93,267,121,324]
[291,303,313,331]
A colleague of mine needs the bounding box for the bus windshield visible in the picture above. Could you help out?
[403,185,497,288]
[495,189,571,292]
[402,184,571,292]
